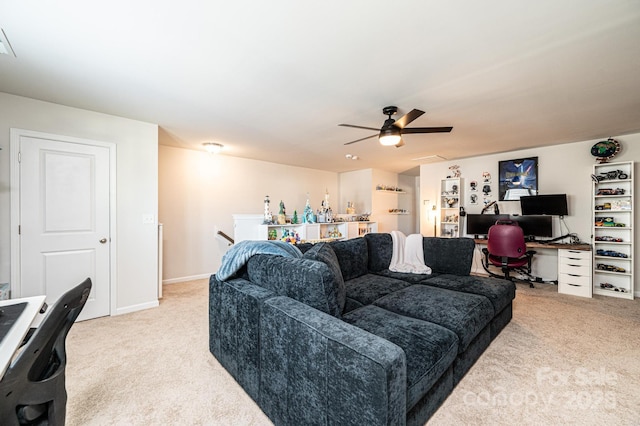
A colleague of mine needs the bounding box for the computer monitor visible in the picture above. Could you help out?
[465,214,509,237]
[519,194,568,216]
[511,215,553,238]
[465,214,553,238]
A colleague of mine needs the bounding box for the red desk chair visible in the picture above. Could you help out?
[482,220,536,287]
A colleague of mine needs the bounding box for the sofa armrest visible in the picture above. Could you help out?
[209,275,275,400]
[260,296,407,426]
[423,237,475,275]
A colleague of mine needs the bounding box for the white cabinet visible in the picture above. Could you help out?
[558,249,592,298]
[592,161,634,299]
[440,178,463,237]
[233,215,376,244]
[232,214,264,243]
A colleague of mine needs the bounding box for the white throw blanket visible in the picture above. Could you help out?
[389,231,432,274]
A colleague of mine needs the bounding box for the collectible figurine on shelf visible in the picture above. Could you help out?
[346,201,356,215]
[277,200,286,225]
[303,193,315,223]
[292,210,298,224]
[263,195,273,224]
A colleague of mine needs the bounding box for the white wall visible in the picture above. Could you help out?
[0,92,159,314]
[158,145,338,282]
[420,134,640,292]
[338,168,417,235]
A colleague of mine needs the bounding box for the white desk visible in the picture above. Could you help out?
[0,296,47,378]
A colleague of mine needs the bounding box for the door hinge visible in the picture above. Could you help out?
[18,225,21,235]
[18,152,21,163]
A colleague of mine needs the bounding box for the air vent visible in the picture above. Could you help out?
[411,154,447,163]
[0,28,16,57]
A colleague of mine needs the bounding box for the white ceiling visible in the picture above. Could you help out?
[1,1,639,175]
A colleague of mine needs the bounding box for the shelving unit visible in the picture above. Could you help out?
[259,223,348,242]
[233,215,378,244]
[347,221,378,239]
[376,189,407,194]
[592,161,634,299]
[439,178,463,237]
[376,188,407,214]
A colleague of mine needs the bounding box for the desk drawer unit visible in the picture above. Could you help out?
[558,249,592,298]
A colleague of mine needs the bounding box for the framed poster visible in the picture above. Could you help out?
[498,157,538,201]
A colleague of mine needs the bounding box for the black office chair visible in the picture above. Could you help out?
[0,278,92,425]
[481,221,536,287]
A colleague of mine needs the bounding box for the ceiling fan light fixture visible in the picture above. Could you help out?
[203,142,223,154]
[379,127,402,146]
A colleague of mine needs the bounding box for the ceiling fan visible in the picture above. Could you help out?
[339,106,452,147]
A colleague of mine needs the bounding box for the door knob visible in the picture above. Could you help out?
[99,238,108,244]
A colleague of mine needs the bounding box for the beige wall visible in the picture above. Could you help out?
[338,169,372,214]
[420,133,640,293]
[0,92,159,314]
[158,145,339,282]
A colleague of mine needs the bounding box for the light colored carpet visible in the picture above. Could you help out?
[65,279,640,425]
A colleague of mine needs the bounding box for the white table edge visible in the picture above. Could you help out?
[0,295,47,378]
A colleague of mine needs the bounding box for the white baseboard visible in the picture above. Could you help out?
[162,273,212,285]
[114,300,159,316]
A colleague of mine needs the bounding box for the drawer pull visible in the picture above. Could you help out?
[568,274,580,277]
[568,283,581,287]
[567,264,581,267]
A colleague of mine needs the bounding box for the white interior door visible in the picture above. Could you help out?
[15,133,111,321]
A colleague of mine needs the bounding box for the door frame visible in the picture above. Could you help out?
[9,128,117,316]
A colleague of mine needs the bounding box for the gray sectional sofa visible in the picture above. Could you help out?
[209,233,515,425]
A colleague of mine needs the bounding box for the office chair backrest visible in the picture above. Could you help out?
[487,220,527,258]
[0,278,92,425]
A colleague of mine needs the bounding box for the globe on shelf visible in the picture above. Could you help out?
[590,138,620,163]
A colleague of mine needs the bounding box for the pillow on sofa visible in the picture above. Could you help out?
[303,243,346,315]
[329,238,369,281]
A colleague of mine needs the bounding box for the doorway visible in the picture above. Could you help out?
[10,129,116,321]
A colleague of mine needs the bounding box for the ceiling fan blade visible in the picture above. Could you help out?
[394,139,405,148]
[344,133,378,145]
[401,126,453,134]
[393,109,425,129]
[338,124,380,131]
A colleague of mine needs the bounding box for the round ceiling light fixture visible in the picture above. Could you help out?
[203,142,224,154]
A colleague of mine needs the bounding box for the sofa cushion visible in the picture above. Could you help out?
[302,242,346,315]
[364,233,393,272]
[422,275,515,314]
[344,274,413,311]
[343,305,458,411]
[423,238,475,276]
[295,242,314,254]
[374,285,494,353]
[246,254,342,318]
[373,269,440,284]
[329,238,369,280]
